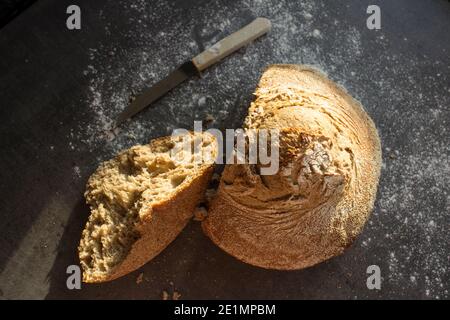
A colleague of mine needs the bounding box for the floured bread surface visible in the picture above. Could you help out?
[203,65,381,270]
[79,131,217,282]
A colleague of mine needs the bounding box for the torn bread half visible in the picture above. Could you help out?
[79,131,217,282]
[202,64,382,270]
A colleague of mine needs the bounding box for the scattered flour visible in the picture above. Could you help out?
[71,0,449,299]
[312,29,322,39]
[73,166,81,179]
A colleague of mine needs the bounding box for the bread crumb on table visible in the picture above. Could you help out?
[136,273,144,284]
[161,290,182,300]
[173,291,181,300]
[193,207,208,221]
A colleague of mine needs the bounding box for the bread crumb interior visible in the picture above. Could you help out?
[79,133,216,279]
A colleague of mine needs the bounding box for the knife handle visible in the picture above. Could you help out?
[192,17,271,72]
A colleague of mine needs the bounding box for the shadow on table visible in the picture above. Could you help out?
[44,192,370,300]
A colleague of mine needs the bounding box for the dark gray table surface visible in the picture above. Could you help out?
[0,0,449,299]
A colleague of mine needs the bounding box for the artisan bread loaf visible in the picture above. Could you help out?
[79,131,217,282]
[202,64,381,269]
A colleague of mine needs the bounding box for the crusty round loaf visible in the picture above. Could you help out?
[79,131,217,282]
[202,64,381,270]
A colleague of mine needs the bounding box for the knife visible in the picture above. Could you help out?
[115,17,272,126]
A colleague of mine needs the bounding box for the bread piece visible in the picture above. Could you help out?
[79,131,217,282]
[202,65,381,270]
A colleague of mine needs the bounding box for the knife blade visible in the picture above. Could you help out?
[115,17,272,126]
[116,61,198,126]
